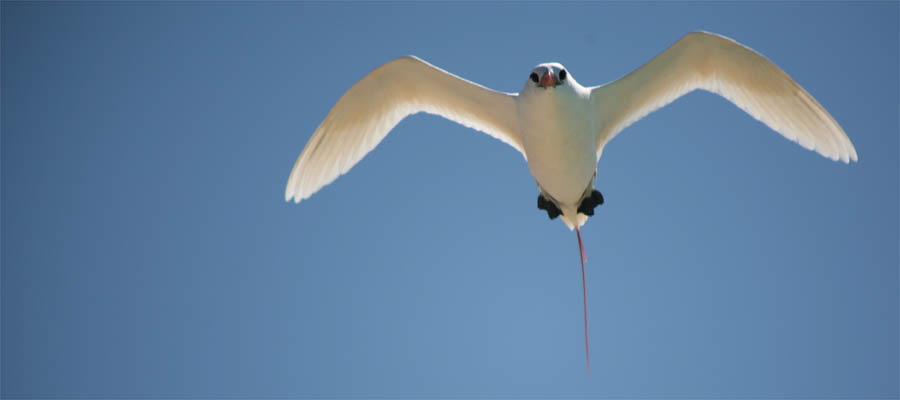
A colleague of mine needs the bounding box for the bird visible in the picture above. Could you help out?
[284,31,858,374]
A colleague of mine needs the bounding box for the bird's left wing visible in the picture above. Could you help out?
[590,31,857,163]
[286,56,523,203]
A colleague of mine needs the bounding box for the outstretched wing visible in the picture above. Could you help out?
[286,56,523,203]
[590,31,857,163]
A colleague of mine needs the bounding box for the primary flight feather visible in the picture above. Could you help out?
[284,31,857,373]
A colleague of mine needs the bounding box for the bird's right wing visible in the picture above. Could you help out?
[590,31,857,163]
[286,56,523,203]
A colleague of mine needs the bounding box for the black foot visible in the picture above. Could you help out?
[577,190,604,216]
[537,194,562,220]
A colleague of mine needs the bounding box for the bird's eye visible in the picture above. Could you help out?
[559,69,567,81]
[530,72,539,83]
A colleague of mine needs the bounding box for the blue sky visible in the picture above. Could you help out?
[2,2,897,398]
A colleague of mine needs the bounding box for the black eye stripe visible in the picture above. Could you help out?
[530,72,539,83]
[559,69,567,80]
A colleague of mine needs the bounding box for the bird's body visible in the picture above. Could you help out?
[518,66,596,228]
[286,31,856,228]
[283,31,858,373]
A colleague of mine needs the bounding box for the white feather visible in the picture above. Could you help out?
[286,33,858,231]
[285,56,524,203]
[591,31,858,163]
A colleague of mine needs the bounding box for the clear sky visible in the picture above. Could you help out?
[2,2,897,398]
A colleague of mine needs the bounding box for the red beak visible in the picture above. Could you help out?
[539,71,559,88]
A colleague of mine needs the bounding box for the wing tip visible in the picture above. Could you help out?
[285,172,297,202]
[827,146,858,164]
[285,177,307,204]
[835,141,859,164]
[284,190,307,204]
[819,146,858,164]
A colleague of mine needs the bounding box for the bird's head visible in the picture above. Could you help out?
[527,62,569,89]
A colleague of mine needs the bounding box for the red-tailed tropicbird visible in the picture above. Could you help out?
[285,31,858,373]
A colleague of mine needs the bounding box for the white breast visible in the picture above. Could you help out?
[517,84,597,210]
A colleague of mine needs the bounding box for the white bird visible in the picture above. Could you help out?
[285,31,857,373]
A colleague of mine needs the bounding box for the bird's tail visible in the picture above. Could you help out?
[561,208,589,230]
[576,226,590,376]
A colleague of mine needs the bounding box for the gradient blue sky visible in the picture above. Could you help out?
[2,2,898,398]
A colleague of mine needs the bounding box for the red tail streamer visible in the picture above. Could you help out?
[576,226,590,375]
